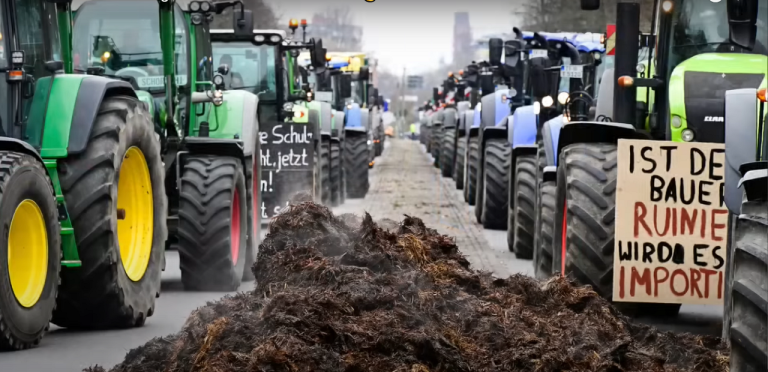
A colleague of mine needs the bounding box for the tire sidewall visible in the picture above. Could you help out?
[0,159,60,344]
[114,99,165,308]
[552,150,567,276]
[231,167,248,282]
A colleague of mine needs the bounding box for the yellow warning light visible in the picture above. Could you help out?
[758,88,767,103]
[325,55,331,62]
[289,19,299,30]
[101,51,111,64]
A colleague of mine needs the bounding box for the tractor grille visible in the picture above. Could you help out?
[684,71,764,143]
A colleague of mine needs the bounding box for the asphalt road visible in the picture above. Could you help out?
[0,139,723,372]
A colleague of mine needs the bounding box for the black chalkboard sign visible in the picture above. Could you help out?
[259,120,315,219]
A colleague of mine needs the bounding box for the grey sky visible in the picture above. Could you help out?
[264,0,521,74]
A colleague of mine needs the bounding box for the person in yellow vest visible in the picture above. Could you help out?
[410,123,416,140]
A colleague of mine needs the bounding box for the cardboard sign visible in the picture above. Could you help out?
[614,139,728,305]
[259,121,314,219]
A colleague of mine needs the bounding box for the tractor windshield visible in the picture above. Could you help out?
[72,1,189,92]
[669,0,768,68]
[212,42,277,101]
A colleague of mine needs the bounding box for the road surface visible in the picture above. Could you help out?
[0,138,722,372]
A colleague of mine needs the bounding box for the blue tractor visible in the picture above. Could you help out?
[462,39,513,224]
[532,35,606,277]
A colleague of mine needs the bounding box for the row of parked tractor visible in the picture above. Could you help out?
[0,0,385,351]
[420,0,766,371]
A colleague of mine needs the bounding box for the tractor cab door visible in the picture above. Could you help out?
[5,0,59,148]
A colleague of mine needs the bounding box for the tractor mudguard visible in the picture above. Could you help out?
[724,89,760,214]
[182,137,245,160]
[177,137,247,193]
[458,110,473,137]
[739,166,768,202]
[68,77,137,155]
[0,136,46,165]
[215,90,259,157]
[319,102,333,134]
[542,165,557,183]
[344,104,366,133]
[331,110,345,139]
[481,125,506,146]
[556,121,651,157]
[541,115,564,167]
[469,127,480,138]
[507,105,537,149]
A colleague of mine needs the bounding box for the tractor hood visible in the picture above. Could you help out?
[480,89,511,129]
[669,53,767,143]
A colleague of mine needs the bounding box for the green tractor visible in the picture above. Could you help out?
[312,57,354,206]
[553,0,765,343]
[72,0,260,291]
[0,0,166,350]
[209,25,325,215]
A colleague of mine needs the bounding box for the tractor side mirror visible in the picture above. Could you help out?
[489,38,503,66]
[728,0,758,50]
[213,74,226,90]
[480,73,494,95]
[311,38,326,70]
[340,74,352,98]
[359,66,370,81]
[580,0,600,10]
[217,64,230,76]
[233,9,253,37]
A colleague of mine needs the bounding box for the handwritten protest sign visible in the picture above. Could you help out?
[259,121,314,219]
[614,139,728,305]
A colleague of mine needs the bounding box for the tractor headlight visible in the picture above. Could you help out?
[541,95,554,108]
[671,115,683,128]
[557,92,569,105]
[283,102,294,113]
[189,1,200,12]
[636,63,645,74]
[254,35,266,43]
[593,52,601,60]
[200,1,211,12]
[212,74,225,87]
[681,128,695,142]
[270,34,282,43]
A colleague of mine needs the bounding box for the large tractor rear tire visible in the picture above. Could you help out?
[727,198,767,372]
[431,127,441,168]
[509,154,536,258]
[242,158,257,282]
[553,143,680,316]
[344,134,369,198]
[464,136,479,205]
[313,146,322,202]
[440,129,456,178]
[320,139,331,206]
[478,138,509,230]
[330,142,342,207]
[177,156,247,291]
[54,96,167,329]
[0,153,61,350]
[454,137,466,190]
[533,179,556,279]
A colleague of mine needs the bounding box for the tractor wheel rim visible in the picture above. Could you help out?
[117,146,154,282]
[231,189,241,264]
[8,199,48,308]
[560,200,567,276]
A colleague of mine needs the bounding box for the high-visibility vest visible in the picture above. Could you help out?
[410,123,416,133]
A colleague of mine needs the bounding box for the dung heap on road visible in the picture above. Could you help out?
[87,203,728,372]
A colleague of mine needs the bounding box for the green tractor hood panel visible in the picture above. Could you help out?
[669,53,767,143]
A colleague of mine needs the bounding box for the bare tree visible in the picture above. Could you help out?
[308,7,363,52]
[519,0,656,33]
[210,0,278,30]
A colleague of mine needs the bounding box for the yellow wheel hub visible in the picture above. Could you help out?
[8,199,48,308]
[117,146,154,282]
